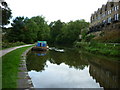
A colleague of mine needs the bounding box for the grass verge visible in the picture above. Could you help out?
[2,45,32,88]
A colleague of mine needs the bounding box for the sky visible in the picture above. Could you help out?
[5,0,108,23]
[28,61,101,88]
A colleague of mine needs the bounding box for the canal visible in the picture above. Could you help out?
[26,46,120,88]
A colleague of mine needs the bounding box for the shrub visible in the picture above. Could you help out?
[2,41,25,49]
[75,41,120,57]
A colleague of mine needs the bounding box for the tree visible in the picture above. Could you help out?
[5,16,50,43]
[56,19,89,44]
[30,16,50,41]
[6,17,27,42]
[0,1,12,27]
[49,20,64,43]
[24,19,38,43]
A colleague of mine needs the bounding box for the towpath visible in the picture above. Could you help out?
[0,44,33,57]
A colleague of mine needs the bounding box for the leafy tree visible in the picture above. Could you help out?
[49,20,64,43]
[5,16,50,43]
[23,19,38,43]
[3,13,89,45]
[30,16,50,41]
[56,19,89,44]
[6,17,27,42]
[0,1,12,27]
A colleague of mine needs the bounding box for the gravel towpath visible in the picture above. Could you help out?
[0,44,33,57]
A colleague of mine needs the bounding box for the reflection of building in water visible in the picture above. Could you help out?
[89,60,120,88]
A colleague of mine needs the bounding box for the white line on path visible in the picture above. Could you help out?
[0,44,33,57]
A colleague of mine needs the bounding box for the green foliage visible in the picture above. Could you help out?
[0,1,12,27]
[4,16,50,44]
[6,17,27,42]
[81,28,88,40]
[49,19,89,44]
[30,16,50,41]
[49,20,64,43]
[24,18,38,43]
[3,14,89,45]
[84,34,95,42]
[61,20,89,44]
[2,41,25,49]
[75,42,120,57]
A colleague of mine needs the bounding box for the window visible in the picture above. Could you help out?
[112,8,114,11]
[114,6,118,11]
[117,14,119,20]
[111,3,114,7]
[109,10,112,14]
[114,14,119,21]
[117,5,119,10]
[105,11,107,15]
[108,11,109,14]
[114,6,116,11]
[98,16,101,20]
[102,13,105,17]
[114,14,116,21]
[108,17,112,23]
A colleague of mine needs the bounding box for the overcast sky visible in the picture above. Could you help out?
[5,0,108,23]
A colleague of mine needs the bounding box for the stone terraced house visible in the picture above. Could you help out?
[89,0,120,33]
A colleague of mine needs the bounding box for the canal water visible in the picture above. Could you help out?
[26,46,120,88]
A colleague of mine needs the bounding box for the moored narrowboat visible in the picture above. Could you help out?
[32,41,49,51]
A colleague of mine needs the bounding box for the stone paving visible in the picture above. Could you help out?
[17,47,34,89]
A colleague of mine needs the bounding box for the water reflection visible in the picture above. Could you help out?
[87,54,120,88]
[26,51,49,72]
[33,51,47,56]
[26,47,120,88]
[29,61,100,88]
[79,51,120,88]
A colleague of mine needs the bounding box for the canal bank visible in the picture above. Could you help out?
[75,42,120,57]
[2,45,34,88]
[17,46,34,88]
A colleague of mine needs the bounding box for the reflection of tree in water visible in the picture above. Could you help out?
[26,51,49,72]
[48,49,88,70]
[26,49,88,71]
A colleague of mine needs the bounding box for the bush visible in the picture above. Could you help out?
[2,41,25,49]
[84,34,95,42]
[75,41,120,57]
[110,50,120,56]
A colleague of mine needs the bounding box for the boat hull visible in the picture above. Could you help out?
[31,46,48,51]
